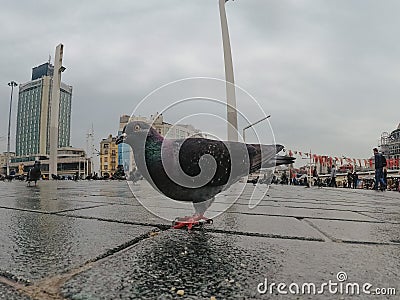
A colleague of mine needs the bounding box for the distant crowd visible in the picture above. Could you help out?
[274,147,400,192]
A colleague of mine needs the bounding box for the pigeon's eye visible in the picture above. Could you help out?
[134,124,141,131]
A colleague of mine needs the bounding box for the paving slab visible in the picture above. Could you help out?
[306,218,400,244]
[0,181,399,299]
[211,213,324,240]
[0,208,156,282]
[62,231,400,299]
[62,204,323,240]
[61,204,170,226]
[0,181,135,208]
[0,282,30,300]
[361,212,400,224]
[227,205,377,222]
[0,196,109,213]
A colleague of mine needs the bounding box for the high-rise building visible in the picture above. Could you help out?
[15,62,72,157]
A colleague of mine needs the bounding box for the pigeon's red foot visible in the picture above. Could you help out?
[172,214,213,231]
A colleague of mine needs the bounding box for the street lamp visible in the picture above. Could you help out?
[242,115,271,142]
[6,81,17,177]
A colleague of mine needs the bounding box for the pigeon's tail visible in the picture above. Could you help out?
[247,143,285,174]
[262,155,296,169]
[273,155,296,166]
[274,144,284,153]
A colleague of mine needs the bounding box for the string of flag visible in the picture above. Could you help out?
[283,149,400,169]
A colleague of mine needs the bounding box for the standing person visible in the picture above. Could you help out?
[373,148,386,191]
[330,165,337,187]
[383,168,387,191]
[347,172,353,188]
[352,171,358,189]
[312,166,319,186]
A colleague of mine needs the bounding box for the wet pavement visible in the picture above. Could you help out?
[0,180,399,299]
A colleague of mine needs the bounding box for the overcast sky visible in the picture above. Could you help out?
[1,0,400,162]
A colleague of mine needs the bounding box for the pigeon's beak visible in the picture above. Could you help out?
[116,133,127,145]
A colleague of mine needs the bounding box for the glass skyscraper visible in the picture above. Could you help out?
[15,62,73,158]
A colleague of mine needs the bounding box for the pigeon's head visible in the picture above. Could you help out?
[116,121,156,146]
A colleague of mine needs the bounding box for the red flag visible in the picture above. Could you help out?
[369,159,373,168]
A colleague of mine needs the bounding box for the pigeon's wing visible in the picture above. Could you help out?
[176,138,282,187]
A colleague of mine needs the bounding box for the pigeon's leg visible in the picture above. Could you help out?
[172,214,213,230]
[172,198,214,230]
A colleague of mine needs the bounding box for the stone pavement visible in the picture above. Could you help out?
[0,181,398,299]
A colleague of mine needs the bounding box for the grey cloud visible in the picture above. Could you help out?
[1,0,399,163]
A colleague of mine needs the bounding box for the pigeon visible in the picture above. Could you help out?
[27,161,41,186]
[116,120,294,229]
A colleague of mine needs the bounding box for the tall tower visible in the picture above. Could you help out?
[49,44,65,176]
[15,46,72,163]
[219,0,238,141]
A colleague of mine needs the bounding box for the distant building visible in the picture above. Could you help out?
[8,60,86,178]
[9,147,91,178]
[31,62,54,80]
[100,134,118,176]
[119,113,202,139]
[379,123,400,168]
[15,62,72,157]
[0,152,15,175]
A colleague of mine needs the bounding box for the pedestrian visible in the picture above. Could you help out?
[383,168,387,190]
[312,166,319,186]
[373,148,386,191]
[347,172,353,188]
[352,171,358,189]
[330,165,337,187]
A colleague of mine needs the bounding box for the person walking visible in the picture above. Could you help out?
[312,166,319,186]
[373,148,386,191]
[352,171,358,189]
[330,165,337,188]
[383,168,387,190]
[347,171,353,188]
